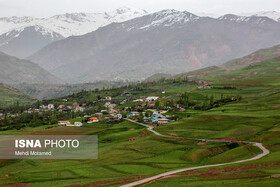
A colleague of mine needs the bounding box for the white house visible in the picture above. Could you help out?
[146,96,159,102]
[58,121,70,126]
[105,96,112,101]
[48,104,54,110]
[75,106,85,112]
[74,122,83,126]
[157,118,170,124]
[133,99,144,102]
[130,112,140,116]
[116,114,123,120]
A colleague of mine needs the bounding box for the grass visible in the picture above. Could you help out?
[0,84,35,106]
[0,55,280,186]
[0,120,256,186]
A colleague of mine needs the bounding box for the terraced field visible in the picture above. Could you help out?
[0,46,280,186]
[0,84,35,106]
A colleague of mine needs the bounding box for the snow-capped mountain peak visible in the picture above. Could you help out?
[126,9,199,31]
[240,11,280,22]
[0,7,148,37]
[218,13,278,25]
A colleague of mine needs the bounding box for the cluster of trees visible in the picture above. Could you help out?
[178,92,242,111]
[0,111,58,131]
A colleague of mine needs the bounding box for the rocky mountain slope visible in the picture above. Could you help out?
[0,7,147,58]
[29,9,280,83]
[0,25,63,58]
[185,44,280,82]
[0,52,62,84]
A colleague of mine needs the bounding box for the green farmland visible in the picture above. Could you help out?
[0,47,280,186]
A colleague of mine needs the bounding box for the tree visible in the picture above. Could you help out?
[210,95,214,106]
[155,100,160,109]
[139,112,144,122]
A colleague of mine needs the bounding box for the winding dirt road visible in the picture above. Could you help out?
[121,119,270,187]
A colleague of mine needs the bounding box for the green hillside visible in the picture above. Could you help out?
[144,73,172,82]
[0,52,62,84]
[0,46,280,186]
[0,84,35,106]
[183,45,280,86]
[222,44,280,70]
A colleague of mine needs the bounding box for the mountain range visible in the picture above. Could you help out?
[28,9,280,83]
[0,7,148,58]
[0,8,279,59]
[0,8,280,84]
[196,11,280,21]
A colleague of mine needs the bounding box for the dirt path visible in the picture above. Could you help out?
[122,119,270,187]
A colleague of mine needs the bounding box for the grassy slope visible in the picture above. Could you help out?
[147,53,280,186]
[0,121,253,186]
[1,77,279,186]
[1,48,280,186]
[0,52,62,84]
[0,84,35,106]
[183,44,280,84]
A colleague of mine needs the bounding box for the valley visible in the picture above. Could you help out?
[0,48,280,186]
[0,4,280,187]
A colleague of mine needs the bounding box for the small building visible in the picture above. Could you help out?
[146,96,159,102]
[58,121,70,126]
[116,114,122,120]
[150,117,159,123]
[178,107,186,111]
[147,102,155,108]
[58,105,65,109]
[104,102,111,107]
[40,105,47,109]
[75,106,85,112]
[109,108,119,114]
[133,99,144,102]
[153,113,165,118]
[159,110,168,114]
[87,117,99,123]
[105,96,112,101]
[198,80,209,85]
[74,122,83,126]
[130,112,139,116]
[157,118,170,124]
[48,104,54,110]
[94,113,103,117]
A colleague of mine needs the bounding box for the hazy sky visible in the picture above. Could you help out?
[0,0,279,18]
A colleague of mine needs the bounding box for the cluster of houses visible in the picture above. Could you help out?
[58,112,123,127]
[25,102,86,114]
[57,97,124,127]
[197,80,212,90]
[58,121,83,127]
[127,109,175,125]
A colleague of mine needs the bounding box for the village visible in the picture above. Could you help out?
[56,95,179,127]
[0,79,225,130]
